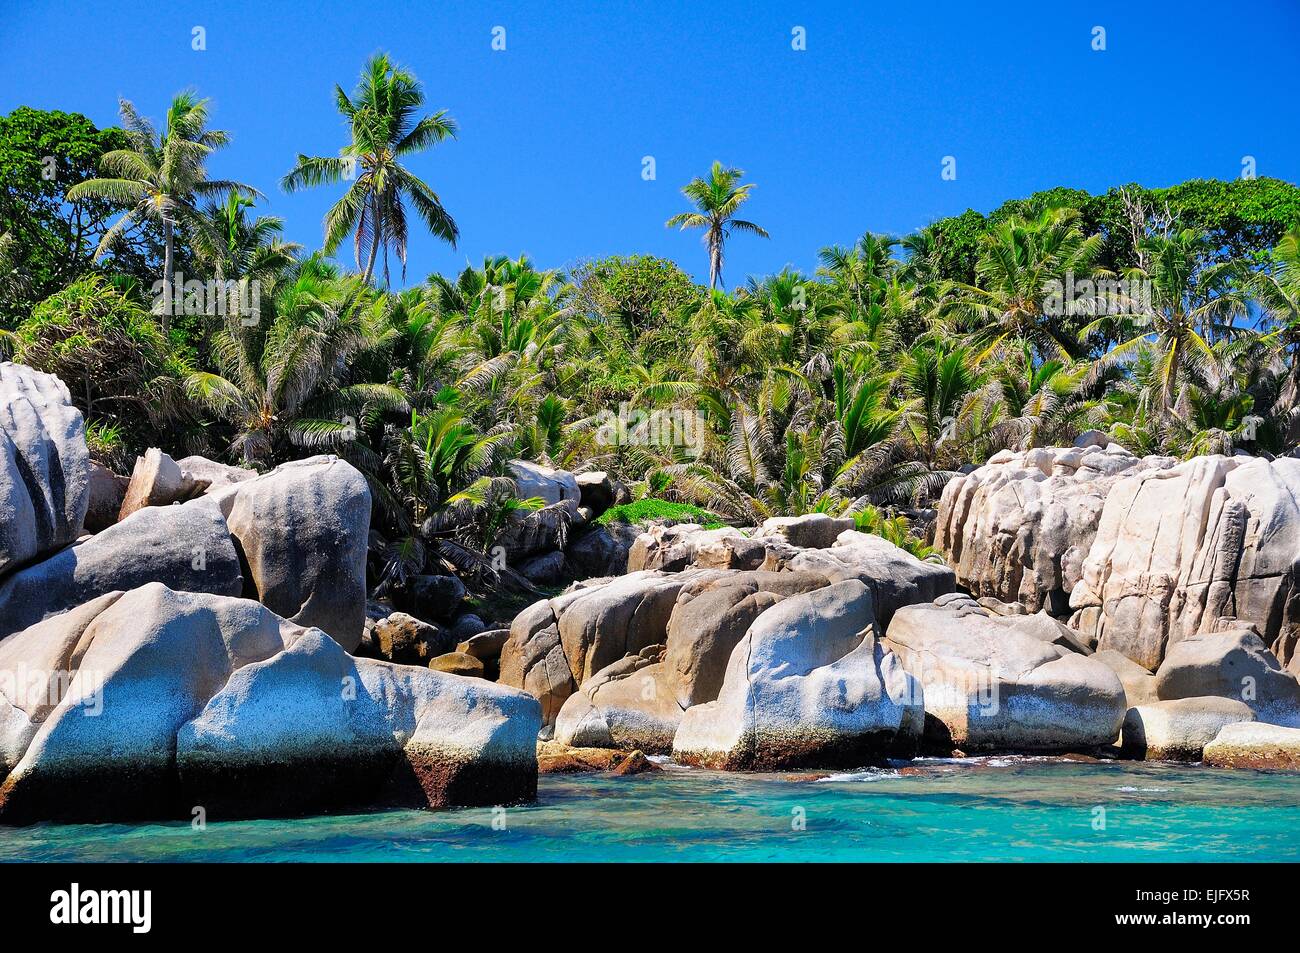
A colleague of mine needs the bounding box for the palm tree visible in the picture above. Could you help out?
[184,257,405,466]
[283,53,458,285]
[193,191,300,284]
[666,162,768,289]
[1083,229,1250,414]
[936,208,1102,364]
[66,92,257,329]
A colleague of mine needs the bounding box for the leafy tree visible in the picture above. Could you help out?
[6,276,196,458]
[0,107,149,323]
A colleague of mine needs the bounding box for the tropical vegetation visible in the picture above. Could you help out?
[3,53,1299,590]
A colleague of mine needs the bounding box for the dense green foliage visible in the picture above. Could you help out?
[4,53,1299,590]
[596,499,724,529]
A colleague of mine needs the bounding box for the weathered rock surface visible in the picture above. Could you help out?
[518,549,566,585]
[672,580,924,769]
[399,573,467,623]
[884,595,1127,752]
[428,651,487,678]
[536,741,660,775]
[0,503,243,638]
[627,524,742,573]
[1070,455,1300,672]
[784,530,955,629]
[1120,697,1255,761]
[935,444,1171,615]
[553,648,681,753]
[373,612,451,664]
[0,362,90,575]
[206,455,370,652]
[565,523,637,578]
[1153,623,1300,726]
[1203,721,1300,770]
[174,455,256,491]
[509,460,580,506]
[118,447,194,520]
[758,513,855,549]
[1094,649,1159,706]
[84,462,128,533]
[499,571,694,727]
[0,584,540,823]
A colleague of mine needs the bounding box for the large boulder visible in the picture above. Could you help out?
[934,444,1170,615]
[1070,455,1300,672]
[496,498,579,562]
[552,571,831,752]
[672,580,924,769]
[118,448,198,520]
[0,503,243,638]
[174,455,256,491]
[1094,649,1159,706]
[84,462,128,533]
[1153,623,1300,726]
[566,523,638,578]
[1120,697,1255,761]
[627,524,743,573]
[784,530,955,629]
[499,570,705,729]
[508,460,580,506]
[1203,721,1300,770]
[0,362,90,575]
[0,584,540,823]
[883,594,1127,752]
[758,513,855,549]
[553,648,681,753]
[205,455,370,651]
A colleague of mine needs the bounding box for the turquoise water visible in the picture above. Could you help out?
[3,757,1298,862]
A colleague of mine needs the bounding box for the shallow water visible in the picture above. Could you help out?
[3,757,1298,862]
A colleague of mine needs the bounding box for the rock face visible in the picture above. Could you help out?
[934,443,1171,615]
[672,580,924,769]
[784,530,955,630]
[499,571,692,727]
[1070,455,1300,672]
[0,362,90,575]
[207,455,370,652]
[118,447,193,520]
[566,523,637,578]
[552,571,833,753]
[509,460,580,506]
[0,503,244,638]
[883,595,1127,752]
[84,463,128,533]
[0,584,540,823]
[1120,697,1255,761]
[1203,721,1300,770]
[1153,624,1300,726]
[627,524,742,573]
[758,514,855,549]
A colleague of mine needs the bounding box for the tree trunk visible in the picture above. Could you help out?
[709,226,723,290]
[162,220,175,331]
[361,197,381,285]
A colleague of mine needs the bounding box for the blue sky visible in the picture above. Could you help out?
[3,1,1298,288]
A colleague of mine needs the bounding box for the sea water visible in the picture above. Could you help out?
[3,757,1297,862]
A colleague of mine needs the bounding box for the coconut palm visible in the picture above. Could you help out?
[193,191,300,284]
[666,162,768,289]
[283,53,458,285]
[1083,229,1251,414]
[66,92,258,329]
[936,208,1103,364]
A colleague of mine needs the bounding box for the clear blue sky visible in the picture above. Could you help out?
[3,1,1298,287]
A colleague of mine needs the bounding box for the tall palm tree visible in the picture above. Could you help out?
[283,53,458,285]
[666,162,768,289]
[67,92,257,329]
